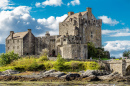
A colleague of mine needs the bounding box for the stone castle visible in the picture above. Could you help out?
[6,7,102,59]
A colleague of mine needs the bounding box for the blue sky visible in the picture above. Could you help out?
[0,0,130,57]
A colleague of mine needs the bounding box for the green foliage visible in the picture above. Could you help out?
[84,61,100,70]
[28,60,45,71]
[0,51,20,66]
[87,42,109,59]
[0,54,100,72]
[38,53,49,61]
[44,61,55,70]
[64,61,85,72]
[123,50,130,58]
[87,42,97,58]
[54,53,65,71]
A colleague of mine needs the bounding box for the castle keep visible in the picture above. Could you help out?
[6,7,102,59]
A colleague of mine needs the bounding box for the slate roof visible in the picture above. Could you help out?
[7,31,28,40]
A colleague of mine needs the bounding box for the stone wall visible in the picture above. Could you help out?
[6,38,23,56]
[62,44,88,59]
[23,32,35,55]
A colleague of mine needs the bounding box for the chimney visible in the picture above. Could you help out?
[10,31,14,39]
[45,31,50,36]
[87,7,92,19]
[87,7,92,13]
[68,12,74,16]
[28,29,31,33]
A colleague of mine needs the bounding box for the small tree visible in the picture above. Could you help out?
[40,48,49,56]
[123,50,130,58]
[0,51,20,66]
[39,48,49,61]
[54,53,65,71]
[87,42,97,59]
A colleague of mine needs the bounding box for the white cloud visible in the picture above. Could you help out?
[102,28,130,37]
[98,15,119,26]
[37,14,67,30]
[42,0,63,7]
[0,0,14,10]
[104,40,130,57]
[67,0,80,6]
[0,6,67,44]
[35,2,41,7]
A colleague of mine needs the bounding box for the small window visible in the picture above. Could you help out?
[17,46,19,49]
[91,35,93,38]
[17,40,19,43]
[8,47,9,50]
[91,32,93,38]
[64,39,66,41]
[13,40,15,43]
[13,46,15,49]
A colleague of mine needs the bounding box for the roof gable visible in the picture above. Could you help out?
[64,11,87,22]
[7,31,28,40]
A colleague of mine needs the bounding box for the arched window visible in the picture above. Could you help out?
[91,32,93,38]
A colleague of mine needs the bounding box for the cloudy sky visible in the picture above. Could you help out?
[0,0,130,58]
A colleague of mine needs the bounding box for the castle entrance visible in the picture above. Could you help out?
[52,49,56,57]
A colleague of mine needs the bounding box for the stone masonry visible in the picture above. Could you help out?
[6,7,102,59]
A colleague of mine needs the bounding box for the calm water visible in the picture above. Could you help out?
[0,82,130,86]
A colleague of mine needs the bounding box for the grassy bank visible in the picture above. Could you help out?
[0,55,101,72]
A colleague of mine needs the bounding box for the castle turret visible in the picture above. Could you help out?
[10,31,14,39]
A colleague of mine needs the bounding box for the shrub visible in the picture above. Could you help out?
[0,51,20,66]
[84,61,100,70]
[40,48,49,56]
[54,53,65,71]
[28,60,45,71]
[63,61,85,72]
[44,61,55,70]
[38,53,48,61]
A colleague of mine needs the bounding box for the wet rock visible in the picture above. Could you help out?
[97,72,121,81]
[2,69,20,75]
[66,73,80,81]
[81,70,111,78]
[82,75,99,81]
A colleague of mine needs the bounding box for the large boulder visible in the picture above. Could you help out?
[41,69,56,77]
[50,71,66,77]
[2,69,20,75]
[81,70,110,78]
[81,70,95,78]
[82,75,99,81]
[66,73,80,81]
[97,72,121,81]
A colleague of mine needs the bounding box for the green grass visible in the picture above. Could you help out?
[0,57,101,72]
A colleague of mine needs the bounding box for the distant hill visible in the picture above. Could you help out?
[0,44,5,54]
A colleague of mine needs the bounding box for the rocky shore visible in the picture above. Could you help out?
[0,69,129,82]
